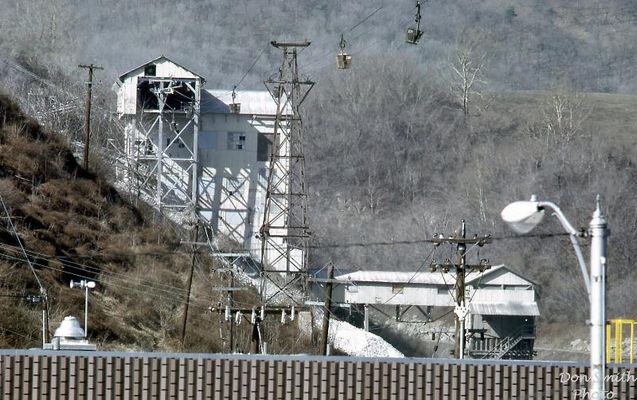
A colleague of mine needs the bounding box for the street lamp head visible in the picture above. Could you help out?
[501,198,545,234]
[70,280,96,289]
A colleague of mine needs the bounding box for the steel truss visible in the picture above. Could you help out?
[259,41,314,306]
[123,77,201,212]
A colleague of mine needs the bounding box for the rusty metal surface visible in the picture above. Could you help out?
[1,351,636,399]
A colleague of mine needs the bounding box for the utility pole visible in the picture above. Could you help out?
[181,224,199,348]
[321,263,335,355]
[431,220,491,359]
[78,64,103,171]
[209,271,251,354]
[228,271,235,353]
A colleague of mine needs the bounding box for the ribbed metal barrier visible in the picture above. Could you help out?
[1,350,636,399]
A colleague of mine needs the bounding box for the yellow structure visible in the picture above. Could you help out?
[606,319,637,363]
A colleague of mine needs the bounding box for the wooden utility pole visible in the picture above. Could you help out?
[455,221,468,359]
[228,271,235,353]
[321,263,335,356]
[180,224,199,348]
[432,221,491,359]
[78,63,103,171]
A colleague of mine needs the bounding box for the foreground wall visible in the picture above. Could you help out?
[1,350,636,399]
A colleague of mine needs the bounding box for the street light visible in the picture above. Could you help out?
[501,195,608,400]
[70,280,96,338]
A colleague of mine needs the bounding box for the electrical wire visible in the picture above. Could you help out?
[302,2,393,73]
[0,241,231,312]
[304,3,418,74]
[234,46,268,90]
[345,4,386,34]
[379,245,436,306]
[0,196,45,293]
[0,240,199,300]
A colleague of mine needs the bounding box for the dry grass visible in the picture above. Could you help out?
[0,94,309,354]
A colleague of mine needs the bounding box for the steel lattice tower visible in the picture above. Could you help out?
[259,41,314,306]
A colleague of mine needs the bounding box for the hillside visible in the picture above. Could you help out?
[304,63,637,323]
[0,94,310,353]
[4,0,637,93]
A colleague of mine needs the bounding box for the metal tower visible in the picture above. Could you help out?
[259,41,314,306]
[120,71,202,213]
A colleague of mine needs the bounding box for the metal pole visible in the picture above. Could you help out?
[84,284,89,338]
[364,304,369,332]
[229,272,235,353]
[589,198,607,400]
[42,309,46,347]
[157,90,164,209]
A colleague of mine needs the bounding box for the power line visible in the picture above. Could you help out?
[304,3,418,74]
[380,246,436,306]
[344,4,386,34]
[303,2,395,73]
[234,46,268,90]
[0,196,44,292]
[0,241,230,310]
[0,250,217,314]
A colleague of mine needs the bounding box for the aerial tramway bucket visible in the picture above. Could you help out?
[406,28,424,45]
[336,52,352,69]
[406,0,424,45]
[335,34,352,70]
[230,86,241,113]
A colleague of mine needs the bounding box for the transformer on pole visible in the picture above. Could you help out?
[259,41,314,306]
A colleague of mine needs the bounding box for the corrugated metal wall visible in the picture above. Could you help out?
[1,351,636,399]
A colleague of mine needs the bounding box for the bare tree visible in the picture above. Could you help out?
[448,46,486,116]
[525,89,591,147]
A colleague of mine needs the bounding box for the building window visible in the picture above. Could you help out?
[391,284,404,294]
[227,132,246,150]
[144,64,156,76]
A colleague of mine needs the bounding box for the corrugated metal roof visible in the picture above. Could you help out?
[335,265,509,286]
[466,265,537,287]
[334,265,536,288]
[335,270,450,285]
[203,90,284,116]
[469,302,540,316]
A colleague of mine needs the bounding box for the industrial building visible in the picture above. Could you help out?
[114,55,295,271]
[314,265,539,359]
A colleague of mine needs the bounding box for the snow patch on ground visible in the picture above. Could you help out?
[329,319,404,358]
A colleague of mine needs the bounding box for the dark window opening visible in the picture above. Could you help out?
[137,79,195,111]
[392,284,404,294]
[144,64,156,76]
[257,132,272,161]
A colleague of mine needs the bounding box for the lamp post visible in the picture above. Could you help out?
[70,280,96,338]
[501,195,607,400]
